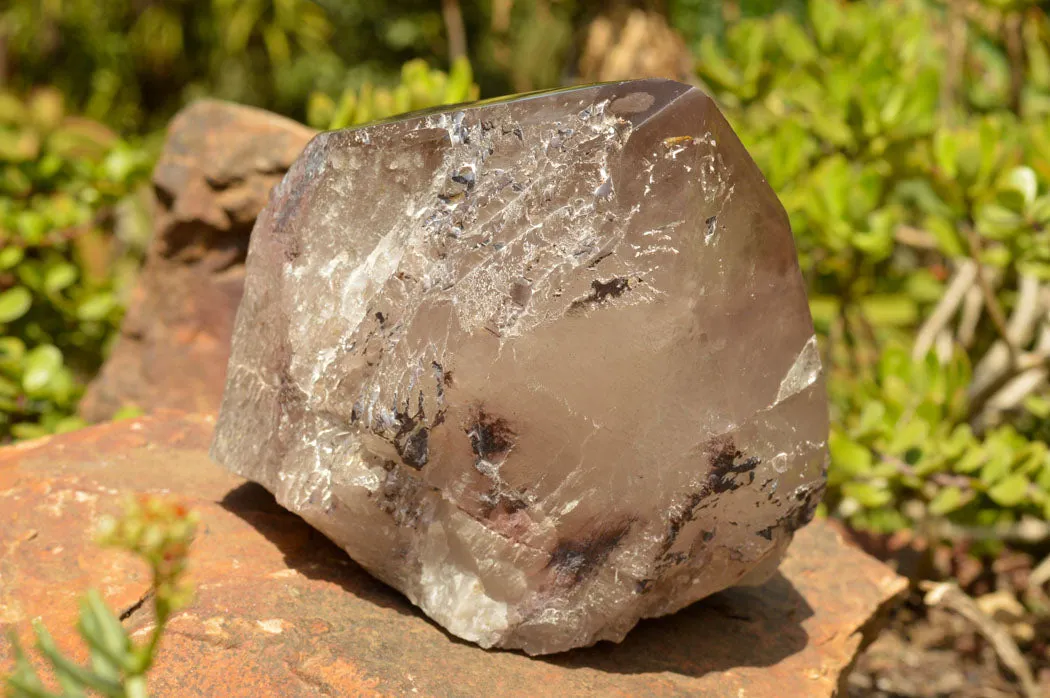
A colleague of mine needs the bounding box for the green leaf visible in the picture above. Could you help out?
[53,416,87,434]
[829,431,873,477]
[878,344,912,384]
[1030,195,1050,224]
[1038,460,1050,491]
[125,676,149,698]
[980,439,1015,485]
[5,631,57,698]
[987,473,1029,507]
[0,246,24,269]
[1002,166,1038,208]
[859,294,918,327]
[305,92,335,130]
[977,202,1025,239]
[842,480,894,508]
[941,424,975,459]
[1023,394,1050,419]
[16,210,48,243]
[76,293,116,321]
[807,296,839,332]
[0,336,27,364]
[0,374,20,397]
[923,216,966,257]
[44,263,78,294]
[11,423,52,441]
[1026,18,1050,89]
[446,56,475,103]
[809,0,841,50]
[697,35,740,91]
[771,14,817,64]
[103,145,146,183]
[887,420,930,456]
[113,404,145,421]
[79,589,131,680]
[22,344,64,393]
[894,179,952,218]
[856,401,888,438]
[933,131,959,179]
[928,486,966,515]
[0,286,32,323]
[329,90,358,131]
[32,621,123,697]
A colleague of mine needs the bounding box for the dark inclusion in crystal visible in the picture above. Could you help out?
[211,78,829,655]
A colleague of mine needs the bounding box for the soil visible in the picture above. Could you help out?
[840,524,1050,698]
[849,591,1050,697]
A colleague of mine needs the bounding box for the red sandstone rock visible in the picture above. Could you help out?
[79,101,316,421]
[1,413,905,697]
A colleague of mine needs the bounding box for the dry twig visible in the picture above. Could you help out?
[926,517,1050,545]
[967,228,1016,361]
[894,224,940,249]
[1030,552,1050,591]
[921,581,1040,698]
[970,278,1049,422]
[958,284,984,347]
[913,259,977,360]
[1004,11,1025,115]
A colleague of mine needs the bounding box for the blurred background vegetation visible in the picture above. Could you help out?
[4,0,1050,643]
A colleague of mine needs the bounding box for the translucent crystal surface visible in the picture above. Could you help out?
[211,79,829,655]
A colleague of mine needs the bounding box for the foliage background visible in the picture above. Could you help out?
[3,0,1050,590]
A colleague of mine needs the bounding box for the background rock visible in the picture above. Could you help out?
[578,10,696,85]
[79,101,316,421]
[1,413,906,697]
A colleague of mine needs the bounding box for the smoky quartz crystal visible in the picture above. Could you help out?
[211,79,828,655]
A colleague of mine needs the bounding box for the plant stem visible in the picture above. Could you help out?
[922,581,1040,698]
[1004,11,1025,115]
[442,0,468,62]
[965,227,1016,361]
[913,259,976,361]
[940,3,966,124]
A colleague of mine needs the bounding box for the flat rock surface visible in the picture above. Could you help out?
[80,101,316,421]
[1,413,906,697]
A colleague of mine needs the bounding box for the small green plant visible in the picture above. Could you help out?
[5,495,199,698]
[305,57,480,131]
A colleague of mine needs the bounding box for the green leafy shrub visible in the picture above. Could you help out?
[1,0,401,131]
[828,343,1050,538]
[6,495,199,698]
[0,89,152,442]
[1,0,612,132]
[686,0,1050,541]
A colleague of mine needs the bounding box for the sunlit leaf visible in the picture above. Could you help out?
[988,474,1030,507]
[22,344,64,393]
[928,486,965,515]
[0,286,32,323]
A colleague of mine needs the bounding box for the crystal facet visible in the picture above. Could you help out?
[211,79,829,655]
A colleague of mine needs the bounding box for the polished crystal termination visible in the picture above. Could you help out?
[211,79,829,655]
